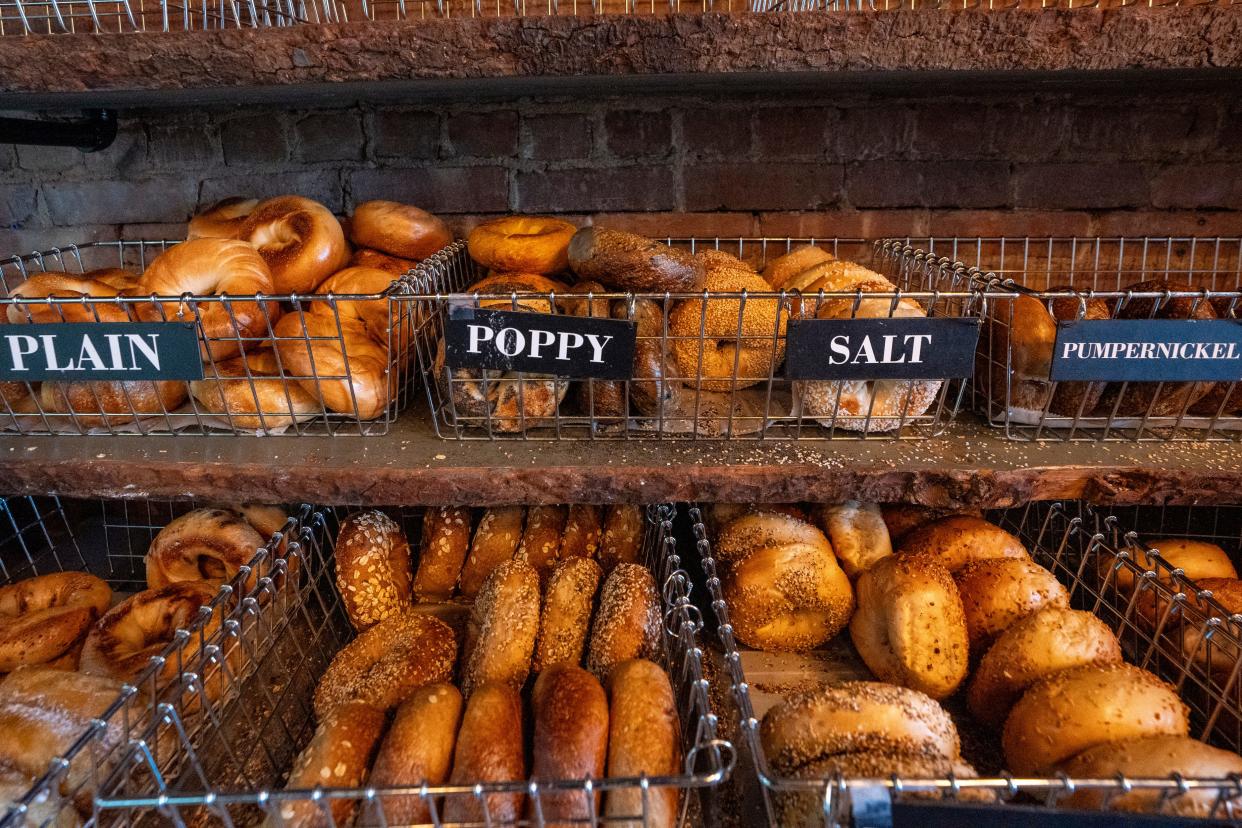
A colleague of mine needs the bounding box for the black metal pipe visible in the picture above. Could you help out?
[0,108,117,152]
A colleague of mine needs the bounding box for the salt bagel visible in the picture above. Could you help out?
[349,200,452,261]
[6,268,139,325]
[668,255,787,392]
[850,554,969,699]
[145,507,266,590]
[137,237,279,361]
[897,515,1029,573]
[237,195,349,293]
[313,610,457,718]
[953,557,1070,651]
[567,226,705,292]
[80,580,223,684]
[39,378,189,427]
[273,312,392,420]
[0,572,112,672]
[190,347,321,430]
[468,216,577,275]
[760,681,960,775]
[186,196,258,240]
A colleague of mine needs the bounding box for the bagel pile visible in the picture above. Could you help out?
[275,505,681,827]
[3,197,450,429]
[0,503,288,820]
[712,502,1242,820]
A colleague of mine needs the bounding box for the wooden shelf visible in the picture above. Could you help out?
[2,404,1239,506]
[1,8,1240,107]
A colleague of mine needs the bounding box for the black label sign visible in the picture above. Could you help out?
[784,317,980,380]
[443,307,637,380]
[1050,320,1242,382]
[0,322,204,381]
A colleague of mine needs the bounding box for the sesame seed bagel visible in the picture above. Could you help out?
[760,681,961,776]
[715,511,854,652]
[467,216,577,275]
[335,510,413,632]
[516,505,568,579]
[1002,662,1190,775]
[0,572,111,673]
[313,611,456,719]
[586,563,662,682]
[953,557,1070,652]
[463,559,540,697]
[668,257,787,393]
[897,515,1030,573]
[968,607,1122,729]
[850,554,969,700]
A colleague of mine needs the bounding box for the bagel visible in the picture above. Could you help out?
[462,559,540,697]
[599,504,645,573]
[1178,577,1242,675]
[369,683,463,825]
[528,664,609,825]
[236,195,349,293]
[413,506,472,602]
[897,515,1029,573]
[350,247,417,277]
[313,611,456,719]
[967,606,1122,728]
[795,262,940,432]
[311,266,397,344]
[604,659,682,828]
[335,510,413,631]
[567,227,705,292]
[1002,662,1190,774]
[850,555,969,699]
[349,200,452,261]
[760,681,960,775]
[467,216,576,275]
[80,580,223,684]
[137,237,278,361]
[39,378,188,428]
[0,764,76,828]
[186,196,258,240]
[444,683,526,824]
[586,563,662,682]
[273,312,392,421]
[714,511,853,652]
[1059,736,1242,817]
[0,572,111,672]
[459,506,525,599]
[190,348,321,430]
[812,501,893,579]
[1109,537,1238,594]
[516,505,568,578]
[533,556,603,673]
[668,257,787,392]
[6,268,139,324]
[953,557,1070,651]
[625,296,686,418]
[880,504,978,545]
[762,244,836,291]
[145,507,266,590]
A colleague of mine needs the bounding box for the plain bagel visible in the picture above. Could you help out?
[349,200,452,261]
[467,216,577,275]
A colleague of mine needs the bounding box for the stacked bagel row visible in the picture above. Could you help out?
[270,504,684,828]
[1,197,449,428]
[709,502,1242,822]
[435,218,941,432]
[0,504,290,823]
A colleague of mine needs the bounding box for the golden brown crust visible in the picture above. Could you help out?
[190,349,321,430]
[0,573,111,673]
[529,665,609,826]
[6,268,139,325]
[850,555,969,700]
[567,227,705,292]
[968,607,1122,728]
[463,559,540,697]
[516,506,568,579]
[467,216,577,275]
[145,507,265,590]
[586,563,661,682]
[760,681,960,775]
[897,515,1029,573]
[599,505,646,574]
[369,683,463,825]
[604,659,681,828]
[444,683,526,823]
[412,507,472,601]
[762,244,835,290]
[534,557,603,673]
[313,611,456,719]
[349,200,452,261]
[953,557,1069,651]
[311,266,397,344]
[272,312,392,420]
[238,195,349,294]
[1002,662,1190,774]
[459,506,525,599]
[879,504,979,544]
[350,247,416,277]
[186,196,258,240]
[1111,537,1238,594]
[560,504,603,560]
[335,510,413,631]
[39,379,188,428]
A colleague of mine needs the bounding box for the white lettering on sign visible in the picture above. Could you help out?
[465,324,614,364]
[3,332,162,372]
[1059,341,1241,361]
[827,334,936,367]
[7,335,38,371]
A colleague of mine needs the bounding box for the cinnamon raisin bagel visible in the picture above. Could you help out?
[349,200,452,261]
[237,195,349,293]
[145,508,266,590]
[467,216,577,275]
[713,511,853,652]
[850,555,968,699]
[0,572,111,672]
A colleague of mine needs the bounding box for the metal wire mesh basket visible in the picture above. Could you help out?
[917,236,1242,442]
[0,240,418,436]
[410,237,979,441]
[92,503,734,826]
[0,495,302,828]
[0,0,333,34]
[693,500,1242,827]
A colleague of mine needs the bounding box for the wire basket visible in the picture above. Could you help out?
[915,236,1242,442]
[0,240,418,436]
[0,495,301,828]
[92,503,734,826]
[693,500,1242,827]
[410,237,979,441]
[0,0,333,34]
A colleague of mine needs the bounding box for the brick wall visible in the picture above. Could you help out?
[2,87,1240,253]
